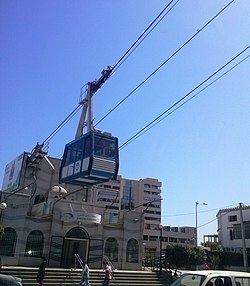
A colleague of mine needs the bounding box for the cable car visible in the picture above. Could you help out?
[59,67,119,186]
[59,130,119,186]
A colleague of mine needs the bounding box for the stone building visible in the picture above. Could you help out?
[0,149,196,270]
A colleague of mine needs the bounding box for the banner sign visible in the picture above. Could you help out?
[61,212,101,224]
[1,153,25,192]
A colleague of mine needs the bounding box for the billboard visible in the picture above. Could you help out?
[1,153,25,192]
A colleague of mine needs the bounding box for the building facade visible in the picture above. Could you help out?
[0,150,196,269]
[217,205,250,252]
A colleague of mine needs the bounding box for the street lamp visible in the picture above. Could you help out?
[195,202,207,246]
[0,202,7,240]
[0,202,7,223]
[159,224,163,274]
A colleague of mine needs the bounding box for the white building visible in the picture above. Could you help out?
[217,205,250,252]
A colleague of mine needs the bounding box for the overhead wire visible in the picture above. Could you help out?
[126,54,250,146]
[161,202,247,230]
[112,0,180,74]
[41,0,234,145]
[198,202,250,229]
[41,0,180,146]
[42,104,81,145]
[94,0,235,127]
[161,203,238,218]
[119,45,250,150]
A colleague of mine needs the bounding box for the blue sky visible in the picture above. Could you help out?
[0,0,250,244]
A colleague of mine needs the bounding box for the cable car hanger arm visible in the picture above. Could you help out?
[89,66,112,94]
[76,66,113,139]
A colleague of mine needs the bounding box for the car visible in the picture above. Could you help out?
[170,270,250,286]
[0,273,22,286]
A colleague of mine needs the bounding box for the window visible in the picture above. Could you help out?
[235,277,250,286]
[34,194,45,205]
[105,238,118,262]
[232,221,250,240]
[25,230,44,257]
[144,217,161,222]
[233,224,242,239]
[65,139,84,165]
[94,135,116,159]
[230,229,234,240]
[229,215,237,222]
[126,239,138,263]
[162,237,169,242]
[244,221,250,239]
[149,236,158,241]
[152,185,159,189]
[0,227,17,256]
[169,237,177,243]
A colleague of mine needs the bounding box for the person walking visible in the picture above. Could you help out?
[36,256,46,286]
[79,260,90,286]
[102,261,112,286]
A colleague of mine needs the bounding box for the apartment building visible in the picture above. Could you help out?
[217,205,250,252]
[84,176,196,257]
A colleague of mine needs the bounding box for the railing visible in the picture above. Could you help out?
[75,253,84,269]
[102,255,116,270]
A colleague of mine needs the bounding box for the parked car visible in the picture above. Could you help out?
[0,273,22,286]
[171,270,250,286]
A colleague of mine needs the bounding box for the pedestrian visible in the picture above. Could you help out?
[79,260,91,286]
[36,256,46,286]
[102,261,112,286]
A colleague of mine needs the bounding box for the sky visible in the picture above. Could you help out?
[0,0,250,244]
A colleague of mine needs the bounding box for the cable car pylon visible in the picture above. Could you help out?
[59,66,119,187]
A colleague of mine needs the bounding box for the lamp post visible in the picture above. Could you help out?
[159,225,163,274]
[195,202,207,246]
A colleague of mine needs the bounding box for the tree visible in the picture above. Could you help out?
[201,241,220,251]
[165,244,206,272]
[187,246,206,269]
[165,244,189,270]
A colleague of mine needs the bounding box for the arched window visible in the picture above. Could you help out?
[0,227,17,256]
[126,238,139,263]
[34,194,45,205]
[25,230,44,257]
[104,237,118,262]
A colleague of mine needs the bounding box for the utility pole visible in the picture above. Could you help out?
[239,202,248,272]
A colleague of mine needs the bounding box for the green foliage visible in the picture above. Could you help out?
[201,241,220,251]
[187,246,206,269]
[165,244,189,269]
[165,244,206,270]
[165,246,250,270]
[207,250,250,269]
[222,251,244,267]
[209,250,223,269]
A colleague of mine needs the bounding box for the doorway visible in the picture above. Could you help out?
[62,237,89,268]
[61,227,89,268]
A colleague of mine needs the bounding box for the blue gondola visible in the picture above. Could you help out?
[59,130,119,186]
